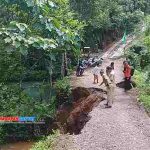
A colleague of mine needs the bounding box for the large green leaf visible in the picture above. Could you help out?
[5,46,16,53]
[4,37,11,43]
[19,46,28,55]
[48,1,55,8]
[13,41,21,48]
[25,0,34,7]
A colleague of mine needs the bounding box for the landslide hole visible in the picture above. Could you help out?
[55,87,106,135]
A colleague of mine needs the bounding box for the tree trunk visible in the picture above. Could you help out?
[61,51,68,77]
[49,57,52,99]
[64,51,68,76]
[61,53,65,78]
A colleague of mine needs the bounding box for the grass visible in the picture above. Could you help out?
[134,70,150,112]
[30,130,60,150]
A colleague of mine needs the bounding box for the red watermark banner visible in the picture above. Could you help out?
[0,117,19,121]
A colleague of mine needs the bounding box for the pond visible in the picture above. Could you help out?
[9,81,55,101]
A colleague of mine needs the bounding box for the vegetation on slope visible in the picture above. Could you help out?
[126,15,150,112]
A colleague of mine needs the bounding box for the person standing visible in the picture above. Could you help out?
[110,62,114,70]
[76,61,84,76]
[106,66,115,84]
[106,62,114,78]
[92,63,100,84]
[99,69,114,108]
[123,61,132,91]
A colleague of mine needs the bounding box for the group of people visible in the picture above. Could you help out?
[92,61,133,108]
[76,57,103,77]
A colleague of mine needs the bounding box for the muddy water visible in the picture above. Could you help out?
[1,142,34,150]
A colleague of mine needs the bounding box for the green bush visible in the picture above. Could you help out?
[0,83,57,143]
[24,70,49,81]
[140,92,150,112]
[134,70,146,88]
[54,77,71,107]
[134,71,150,112]
[30,130,60,150]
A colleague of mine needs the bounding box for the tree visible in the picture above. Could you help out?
[0,0,84,142]
[70,0,145,50]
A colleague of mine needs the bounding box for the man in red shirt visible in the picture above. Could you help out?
[123,61,132,91]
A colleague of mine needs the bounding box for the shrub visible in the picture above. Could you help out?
[54,77,71,107]
[0,83,57,143]
[24,70,49,81]
[30,130,60,150]
[134,71,150,112]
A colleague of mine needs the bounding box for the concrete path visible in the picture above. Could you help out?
[71,40,150,150]
[73,58,150,150]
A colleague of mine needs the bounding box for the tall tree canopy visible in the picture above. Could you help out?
[70,0,147,49]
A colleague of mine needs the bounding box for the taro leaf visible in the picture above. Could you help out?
[49,1,55,8]
[5,46,15,53]
[4,0,9,3]
[16,23,28,32]
[13,41,21,48]
[19,46,28,55]
[56,29,63,36]
[38,38,45,48]
[46,22,54,31]
[32,42,41,49]
[49,43,56,49]
[25,0,34,7]
[49,54,56,61]
[39,15,46,24]
[17,36,25,42]
[4,37,11,43]
[28,37,44,49]
[28,37,36,45]
[9,21,17,26]
[66,44,71,50]
[9,22,28,32]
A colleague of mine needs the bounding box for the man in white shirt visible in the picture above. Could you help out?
[92,63,100,84]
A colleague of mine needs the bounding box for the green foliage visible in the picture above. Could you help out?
[54,77,71,106]
[128,15,150,113]
[0,49,26,82]
[70,0,145,49]
[25,70,49,81]
[54,77,71,96]
[0,0,84,82]
[0,83,56,118]
[31,130,60,150]
[0,0,84,143]
[134,71,150,112]
[0,83,57,142]
[0,0,84,55]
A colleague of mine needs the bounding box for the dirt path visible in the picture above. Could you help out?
[69,39,150,150]
[73,59,150,150]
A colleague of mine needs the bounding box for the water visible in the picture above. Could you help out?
[9,81,55,101]
[1,142,34,150]
[0,82,54,150]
